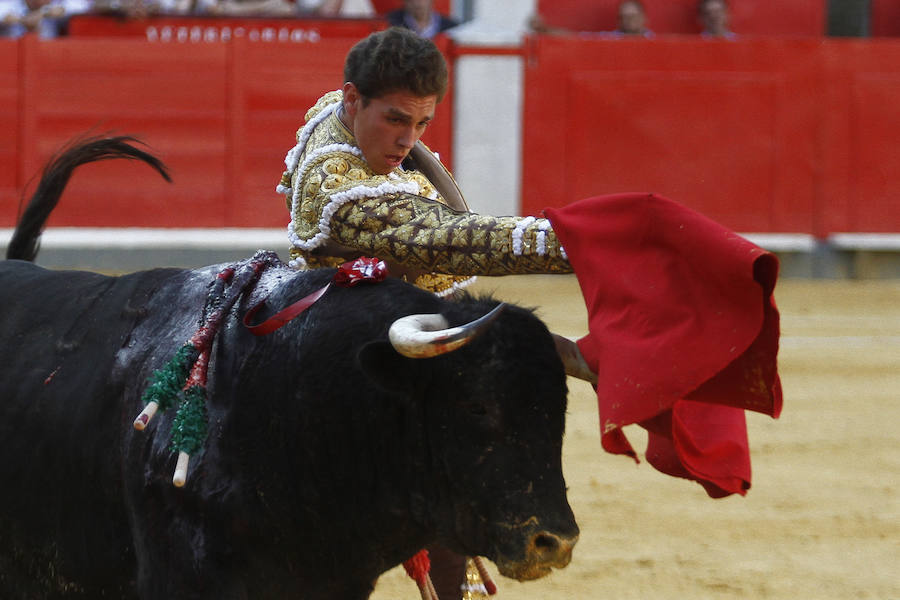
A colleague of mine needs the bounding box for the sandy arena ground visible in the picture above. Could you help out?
[371,275,900,600]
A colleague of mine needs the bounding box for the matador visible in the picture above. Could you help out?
[277,89,572,297]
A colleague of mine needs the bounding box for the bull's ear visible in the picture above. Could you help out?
[357,341,417,395]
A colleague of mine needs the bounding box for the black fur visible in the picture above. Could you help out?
[0,138,578,599]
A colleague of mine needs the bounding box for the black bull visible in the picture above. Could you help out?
[0,138,579,599]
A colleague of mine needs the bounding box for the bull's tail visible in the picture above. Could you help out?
[6,135,171,262]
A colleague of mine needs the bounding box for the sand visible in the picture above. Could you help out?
[370,276,900,600]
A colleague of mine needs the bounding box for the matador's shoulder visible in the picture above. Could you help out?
[304,90,343,125]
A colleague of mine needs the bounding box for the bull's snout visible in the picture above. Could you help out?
[496,529,579,581]
[530,531,575,566]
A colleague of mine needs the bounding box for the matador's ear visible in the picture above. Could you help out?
[342,82,361,118]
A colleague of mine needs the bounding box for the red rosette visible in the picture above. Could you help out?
[334,257,389,287]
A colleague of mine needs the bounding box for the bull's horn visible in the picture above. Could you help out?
[388,303,506,359]
[551,333,598,385]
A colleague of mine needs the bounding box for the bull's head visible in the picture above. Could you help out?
[363,302,589,581]
[388,303,598,387]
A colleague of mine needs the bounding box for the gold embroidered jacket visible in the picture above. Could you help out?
[278,91,572,294]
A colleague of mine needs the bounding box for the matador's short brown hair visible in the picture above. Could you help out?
[344,27,449,103]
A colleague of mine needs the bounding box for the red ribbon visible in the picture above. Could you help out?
[243,257,387,336]
[243,283,331,336]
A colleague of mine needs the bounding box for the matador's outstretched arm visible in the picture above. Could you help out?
[325,192,572,276]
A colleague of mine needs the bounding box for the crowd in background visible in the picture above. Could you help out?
[0,0,884,41]
[0,0,735,41]
[529,0,734,39]
[0,0,458,38]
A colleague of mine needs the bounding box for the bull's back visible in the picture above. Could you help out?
[0,260,191,595]
[0,260,184,421]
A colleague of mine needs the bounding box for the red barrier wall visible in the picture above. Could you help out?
[0,32,454,229]
[535,0,825,36]
[818,39,900,233]
[3,34,900,236]
[0,40,19,217]
[521,35,900,235]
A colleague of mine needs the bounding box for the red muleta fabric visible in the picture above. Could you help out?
[545,193,782,498]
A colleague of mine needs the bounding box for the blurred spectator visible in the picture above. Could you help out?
[92,0,193,17]
[386,0,457,38]
[530,0,654,38]
[203,0,295,17]
[527,11,563,35]
[698,0,735,38]
[612,0,653,37]
[0,0,90,36]
[297,0,344,15]
[200,0,347,17]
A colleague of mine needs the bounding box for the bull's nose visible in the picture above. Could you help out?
[527,530,578,569]
[494,523,580,581]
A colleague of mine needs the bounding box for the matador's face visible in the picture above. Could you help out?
[341,82,437,175]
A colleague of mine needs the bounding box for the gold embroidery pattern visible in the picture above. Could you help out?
[288,250,346,270]
[330,194,570,276]
[304,90,343,122]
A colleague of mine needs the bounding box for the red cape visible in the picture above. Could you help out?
[545,193,782,498]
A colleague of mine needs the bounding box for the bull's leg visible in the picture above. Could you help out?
[126,485,247,600]
[426,545,467,600]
